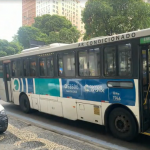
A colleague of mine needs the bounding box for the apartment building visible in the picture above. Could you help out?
[22,0,36,26]
[22,0,85,41]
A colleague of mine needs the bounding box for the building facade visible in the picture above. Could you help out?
[22,0,85,41]
[22,0,36,26]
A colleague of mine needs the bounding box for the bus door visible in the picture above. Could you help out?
[3,62,13,102]
[140,45,150,132]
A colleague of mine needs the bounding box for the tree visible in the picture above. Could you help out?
[17,26,48,49]
[0,39,23,57]
[59,27,80,43]
[48,31,59,44]
[33,14,72,35]
[0,51,7,57]
[33,15,80,44]
[5,47,15,55]
[9,42,23,54]
[82,0,150,39]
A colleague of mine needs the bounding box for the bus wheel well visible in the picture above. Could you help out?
[104,104,138,132]
[19,92,27,104]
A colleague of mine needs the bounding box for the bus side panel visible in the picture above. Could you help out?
[0,78,7,101]
[0,64,7,101]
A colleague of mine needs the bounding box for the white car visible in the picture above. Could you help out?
[0,104,8,133]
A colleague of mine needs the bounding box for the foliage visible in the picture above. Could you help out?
[82,0,150,39]
[0,51,7,57]
[33,14,72,35]
[17,26,48,49]
[59,27,80,43]
[0,39,23,57]
[33,15,80,44]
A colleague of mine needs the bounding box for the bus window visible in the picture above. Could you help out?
[118,44,132,76]
[47,58,54,77]
[104,47,116,76]
[29,58,36,77]
[12,61,16,77]
[12,60,22,77]
[0,63,3,78]
[39,58,47,76]
[16,59,22,76]
[89,48,100,76]
[58,55,63,76]
[23,59,29,77]
[63,52,75,76]
[79,50,88,76]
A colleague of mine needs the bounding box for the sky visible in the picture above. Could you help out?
[0,0,22,41]
[0,0,87,42]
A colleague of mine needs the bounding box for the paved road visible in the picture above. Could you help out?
[1,101,150,150]
[0,116,108,150]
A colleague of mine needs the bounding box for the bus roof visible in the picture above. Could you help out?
[0,28,150,61]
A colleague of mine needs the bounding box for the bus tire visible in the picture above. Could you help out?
[108,107,137,141]
[20,94,31,113]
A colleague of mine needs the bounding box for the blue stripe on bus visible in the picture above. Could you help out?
[19,78,22,92]
[27,78,34,94]
[22,78,26,93]
[61,79,136,106]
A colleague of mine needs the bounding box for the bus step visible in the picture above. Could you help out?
[142,128,150,136]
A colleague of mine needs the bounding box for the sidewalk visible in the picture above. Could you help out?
[0,116,109,150]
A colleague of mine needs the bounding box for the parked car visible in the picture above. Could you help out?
[0,104,8,133]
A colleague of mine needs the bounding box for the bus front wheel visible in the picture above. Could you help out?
[20,94,31,113]
[108,107,137,141]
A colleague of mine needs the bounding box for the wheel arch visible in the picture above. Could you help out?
[104,103,139,132]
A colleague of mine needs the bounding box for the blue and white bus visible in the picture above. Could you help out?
[1,29,150,141]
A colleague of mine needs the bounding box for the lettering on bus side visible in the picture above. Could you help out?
[78,32,136,47]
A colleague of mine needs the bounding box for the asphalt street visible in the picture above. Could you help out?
[1,100,150,150]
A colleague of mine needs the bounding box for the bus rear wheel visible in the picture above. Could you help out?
[108,107,137,141]
[20,94,31,113]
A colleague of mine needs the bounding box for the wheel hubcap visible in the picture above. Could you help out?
[115,115,130,133]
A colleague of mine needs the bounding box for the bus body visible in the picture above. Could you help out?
[1,28,150,140]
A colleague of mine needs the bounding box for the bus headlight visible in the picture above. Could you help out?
[0,110,6,115]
